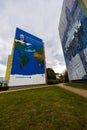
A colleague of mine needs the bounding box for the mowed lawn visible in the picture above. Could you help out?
[65,83,87,90]
[0,86,87,130]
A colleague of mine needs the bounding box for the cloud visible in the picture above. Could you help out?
[0,64,6,77]
[0,0,66,77]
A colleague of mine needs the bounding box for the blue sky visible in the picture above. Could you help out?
[0,0,66,77]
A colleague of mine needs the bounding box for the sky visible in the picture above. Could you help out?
[0,0,66,77]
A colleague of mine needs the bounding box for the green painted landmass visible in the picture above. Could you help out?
[14,41,29,69]
[78,0,87,16]
[19,53,29,69]
[36,48,43,54]
[15,41,26,48]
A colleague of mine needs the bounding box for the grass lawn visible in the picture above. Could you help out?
[0,86,87,130]
[65,82,87,90]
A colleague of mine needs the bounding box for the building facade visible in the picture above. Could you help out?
[5,55,12,81]
[59,0,87,82]
[8,28,46,86]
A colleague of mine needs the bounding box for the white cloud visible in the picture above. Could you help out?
[0,64,6,77]
[0,0,66,77]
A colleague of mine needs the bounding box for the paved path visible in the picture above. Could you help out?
[59,84,87,98]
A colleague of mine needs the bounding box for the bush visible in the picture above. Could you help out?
[0,86,9,91]
[47,80,59,85]
[46,68,56,80]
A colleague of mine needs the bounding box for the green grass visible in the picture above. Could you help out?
[65,82,87,90]
[0,86,87,130]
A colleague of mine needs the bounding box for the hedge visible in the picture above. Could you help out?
[47,80,59,85]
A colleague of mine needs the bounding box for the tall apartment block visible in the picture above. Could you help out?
[59,0,87,83]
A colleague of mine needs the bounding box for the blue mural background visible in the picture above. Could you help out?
[11,28,45,75]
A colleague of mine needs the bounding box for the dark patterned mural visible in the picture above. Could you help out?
[59,0,87,80]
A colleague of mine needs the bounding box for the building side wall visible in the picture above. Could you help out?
[59,0,87,81]
[8,28,46,86]
[5,55,12,81]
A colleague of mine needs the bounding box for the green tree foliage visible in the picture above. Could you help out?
[46,68,59,85]
[63,70,69,82]
[58,70,69,83]
[46,68,56,80]
[58,75,65,83]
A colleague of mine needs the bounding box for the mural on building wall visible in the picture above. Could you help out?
[9,28,46,86]
[59,0,87,80]
[11,28,45,75]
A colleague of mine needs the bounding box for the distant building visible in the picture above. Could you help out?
[59,0,87,83]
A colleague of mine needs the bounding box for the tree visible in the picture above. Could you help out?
[63,70,69,82]
[58,74,65,83]
[58,70,69,83]
[46,68,56,80]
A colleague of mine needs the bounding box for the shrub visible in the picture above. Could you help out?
[0,86,9,91]
[47,80,59,85]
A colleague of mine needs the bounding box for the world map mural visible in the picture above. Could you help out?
[11,28,45,75]
[8,28,46,86]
